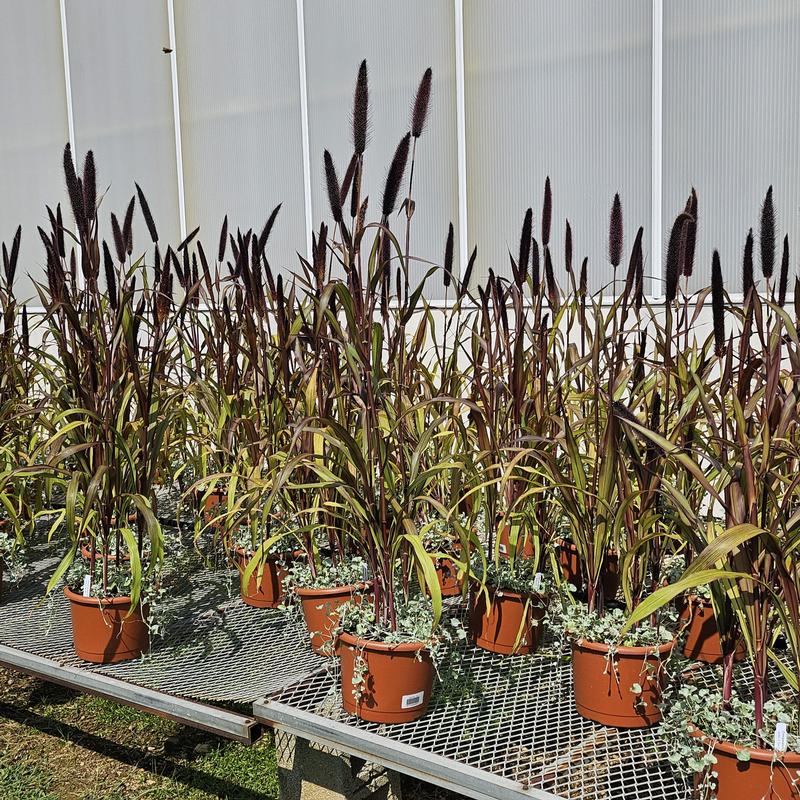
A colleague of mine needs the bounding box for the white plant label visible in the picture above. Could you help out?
[532,572,543,592]
[498,543,507,555]
[401,691,424,709]
[774,722,788,752]
[82,575,92,598]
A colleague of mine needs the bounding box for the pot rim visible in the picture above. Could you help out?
[469,581,547,604]
[80,542,137,559]
[296,581,372,598]
[77,513,139,533]
[689,725,800,764]
[571,637,675,657]
[431,552,460,564]
[234,545,301,561]
[338,629,428,654]
[684,593,712,608]
[63,585,137,608]
[556,538,618,559]
[556,537,578,550]
[196,486,226,497]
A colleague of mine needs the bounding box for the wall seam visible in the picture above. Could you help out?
[167,0,188,240]
[454,0,469,281]
[651,0,664,297]
[295,0,314,262]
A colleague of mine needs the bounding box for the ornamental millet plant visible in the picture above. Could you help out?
[0,225,33,535]
[247,62,451,635]
[464,197,563,578]
[413,224,476,529]
[33,145,193,603]
[615,199,706,605]
[180,210,290,523]
[532,195,634,616]
[622,244,800,746]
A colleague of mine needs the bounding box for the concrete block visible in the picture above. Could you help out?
[276,729,402,800]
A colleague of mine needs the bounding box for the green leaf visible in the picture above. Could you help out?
[120,526,142,612]
[620,568,750,635]
[45,548,77,596]
[402,532,442,628]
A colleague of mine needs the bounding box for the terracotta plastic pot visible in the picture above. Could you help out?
[680,595,745,666]
[81,544,131,563]
[236,547,287,609]
[497,524,535,559]
[296,583,372,656]
[601,552,620,601]
[557,539,583,588]
[0,519,8,589]
[571,638,674,728]
[557,540,620,599]
[64,586,149,664]
[202,490,227,526]
[337,631,434,723]
[433,556,463,597]
[469,585,547,655]
[78,514,139,561]
[0,519,6,598]
[690,728,800,800]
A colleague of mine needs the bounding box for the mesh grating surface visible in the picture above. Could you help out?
[0,537,321,703]
[0,514,781,800]
[268,644,692,800]
[154,484,206,530]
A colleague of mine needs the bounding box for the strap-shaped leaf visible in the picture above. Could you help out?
[120,526,142,613]
[402,531,442,628]
[621,568,751,636]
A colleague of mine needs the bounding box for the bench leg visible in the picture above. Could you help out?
[275,730,403,800]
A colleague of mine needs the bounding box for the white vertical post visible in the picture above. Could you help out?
[57,0,82,296]
[59,0,76,151]
[167,0,187,240]
[454,0,469,285]
[295,0,314,262]
[651,0,663,298]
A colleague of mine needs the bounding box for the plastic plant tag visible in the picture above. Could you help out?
[401,691,424,709]
[498,543,507,555]
[82,575,92,597]
[775,722,788,752]
[532,572,543,592]
[361,563,369,582]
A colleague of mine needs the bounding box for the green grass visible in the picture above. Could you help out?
[141,741,280,800]
[0,668,281,800]
[40,693,177,741]
[0,668,457,799]
[0,755,59,800]
[71,696,175,737]
[193,743,279,797]
[0,736,279,800]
